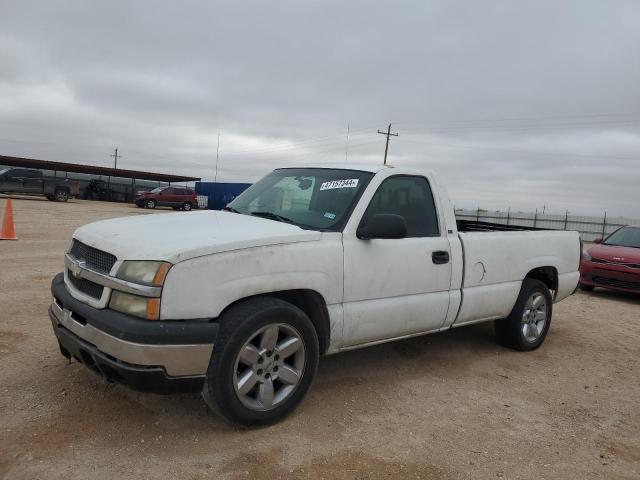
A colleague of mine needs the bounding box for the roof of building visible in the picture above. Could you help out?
[0,155,201,183]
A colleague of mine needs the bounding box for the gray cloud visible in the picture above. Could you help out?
[1,0,639,216]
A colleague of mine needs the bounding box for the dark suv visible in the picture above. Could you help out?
[135,186,198,211]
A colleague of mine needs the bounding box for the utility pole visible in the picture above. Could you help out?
[110,147,121,169]
[377,123,398,165]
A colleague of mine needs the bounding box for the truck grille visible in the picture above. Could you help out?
[591,258,640,269]
[69,240,117,274]
[592,275,640,291]
[67,273,105,299]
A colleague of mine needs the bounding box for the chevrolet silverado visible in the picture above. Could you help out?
[49,164,580,425]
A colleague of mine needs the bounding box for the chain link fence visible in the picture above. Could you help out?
[455,209,639,242]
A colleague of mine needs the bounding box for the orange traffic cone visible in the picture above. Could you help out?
[1,198,17,240]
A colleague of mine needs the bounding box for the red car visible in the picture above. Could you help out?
[579,225,640,294]
[135,186,198,211]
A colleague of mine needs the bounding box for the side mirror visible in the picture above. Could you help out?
[357,214,407,240]
[594,238,603,244]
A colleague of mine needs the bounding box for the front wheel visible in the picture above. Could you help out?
[54,189,69,202]
[495,278,552,351]
[145,199,156,209]
[202,297,319,426]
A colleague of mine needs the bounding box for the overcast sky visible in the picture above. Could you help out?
[1,1,639,216]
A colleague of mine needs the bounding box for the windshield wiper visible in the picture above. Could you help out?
[222,206,241,213]
[250,211,295,224]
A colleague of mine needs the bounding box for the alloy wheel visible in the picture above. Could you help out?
[521,292,547,342]
[233,323,306,411]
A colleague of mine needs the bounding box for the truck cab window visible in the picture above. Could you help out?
[362,176,440,237]
[228,168,373,231]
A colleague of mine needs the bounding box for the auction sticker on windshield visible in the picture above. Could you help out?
[319,179,359,190]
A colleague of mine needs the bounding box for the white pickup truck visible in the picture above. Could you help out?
[49,164,580,425]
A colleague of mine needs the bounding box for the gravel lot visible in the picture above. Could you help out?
[1,196,639,480]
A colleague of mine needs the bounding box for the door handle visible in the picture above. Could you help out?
[432,250,450,265]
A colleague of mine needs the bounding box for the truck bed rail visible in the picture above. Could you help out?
[456,219,546,232]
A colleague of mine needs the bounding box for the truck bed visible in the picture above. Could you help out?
[453,227,581,327]
[456,219,545,232]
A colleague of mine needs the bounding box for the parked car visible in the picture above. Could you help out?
[0,167,79,201]
[135,186,197,211]
[49,164,580,426]
[579,225,640,294]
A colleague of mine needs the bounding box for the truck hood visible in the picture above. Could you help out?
[73,211,322,263]
[588,244,640,263]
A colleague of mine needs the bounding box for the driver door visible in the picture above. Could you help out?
[4,169,28,193]
[341,175,452,347]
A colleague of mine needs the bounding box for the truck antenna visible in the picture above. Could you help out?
[214,133,220,184]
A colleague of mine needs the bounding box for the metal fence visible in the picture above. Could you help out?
[455,209,639,242]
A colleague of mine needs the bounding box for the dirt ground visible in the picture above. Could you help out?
[1,196,639,480]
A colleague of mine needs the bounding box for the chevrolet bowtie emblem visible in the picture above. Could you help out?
[70,259,86,278]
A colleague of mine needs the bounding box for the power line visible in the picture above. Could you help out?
[221,127,376,157]
[377,124,398,165]
[401,138,639,161]
[400,119,640,134]
[394,111,640,127]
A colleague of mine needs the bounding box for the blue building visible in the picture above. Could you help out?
[195,182,252,210]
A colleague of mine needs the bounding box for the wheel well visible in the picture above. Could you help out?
[221,290,331,355]
[525,267,558,298]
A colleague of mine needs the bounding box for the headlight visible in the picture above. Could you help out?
[116,261,171,286]
[110,291,160,320]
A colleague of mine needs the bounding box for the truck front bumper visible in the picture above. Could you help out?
[49,273,217,394]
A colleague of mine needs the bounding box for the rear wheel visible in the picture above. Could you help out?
[54,189,69,202]
[202,297,319,426]
[579,283,595,292]
[145,199,156,209]
[495,278,552,351]
[182,201,193,211]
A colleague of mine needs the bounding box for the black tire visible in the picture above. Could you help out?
[54,189,69,202]
[182,201,193,211]
[495,278,553,351]
[145,199,156,209]
[202,297,319,427]
[579,283,595,292]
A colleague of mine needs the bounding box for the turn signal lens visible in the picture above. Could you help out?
[152,262,171,287]
[146,298,160,321]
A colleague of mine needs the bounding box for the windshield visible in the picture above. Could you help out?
[150,187,166,193]
[603,226,640,248]
[228,168,374,230]
[0,168,8,177]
